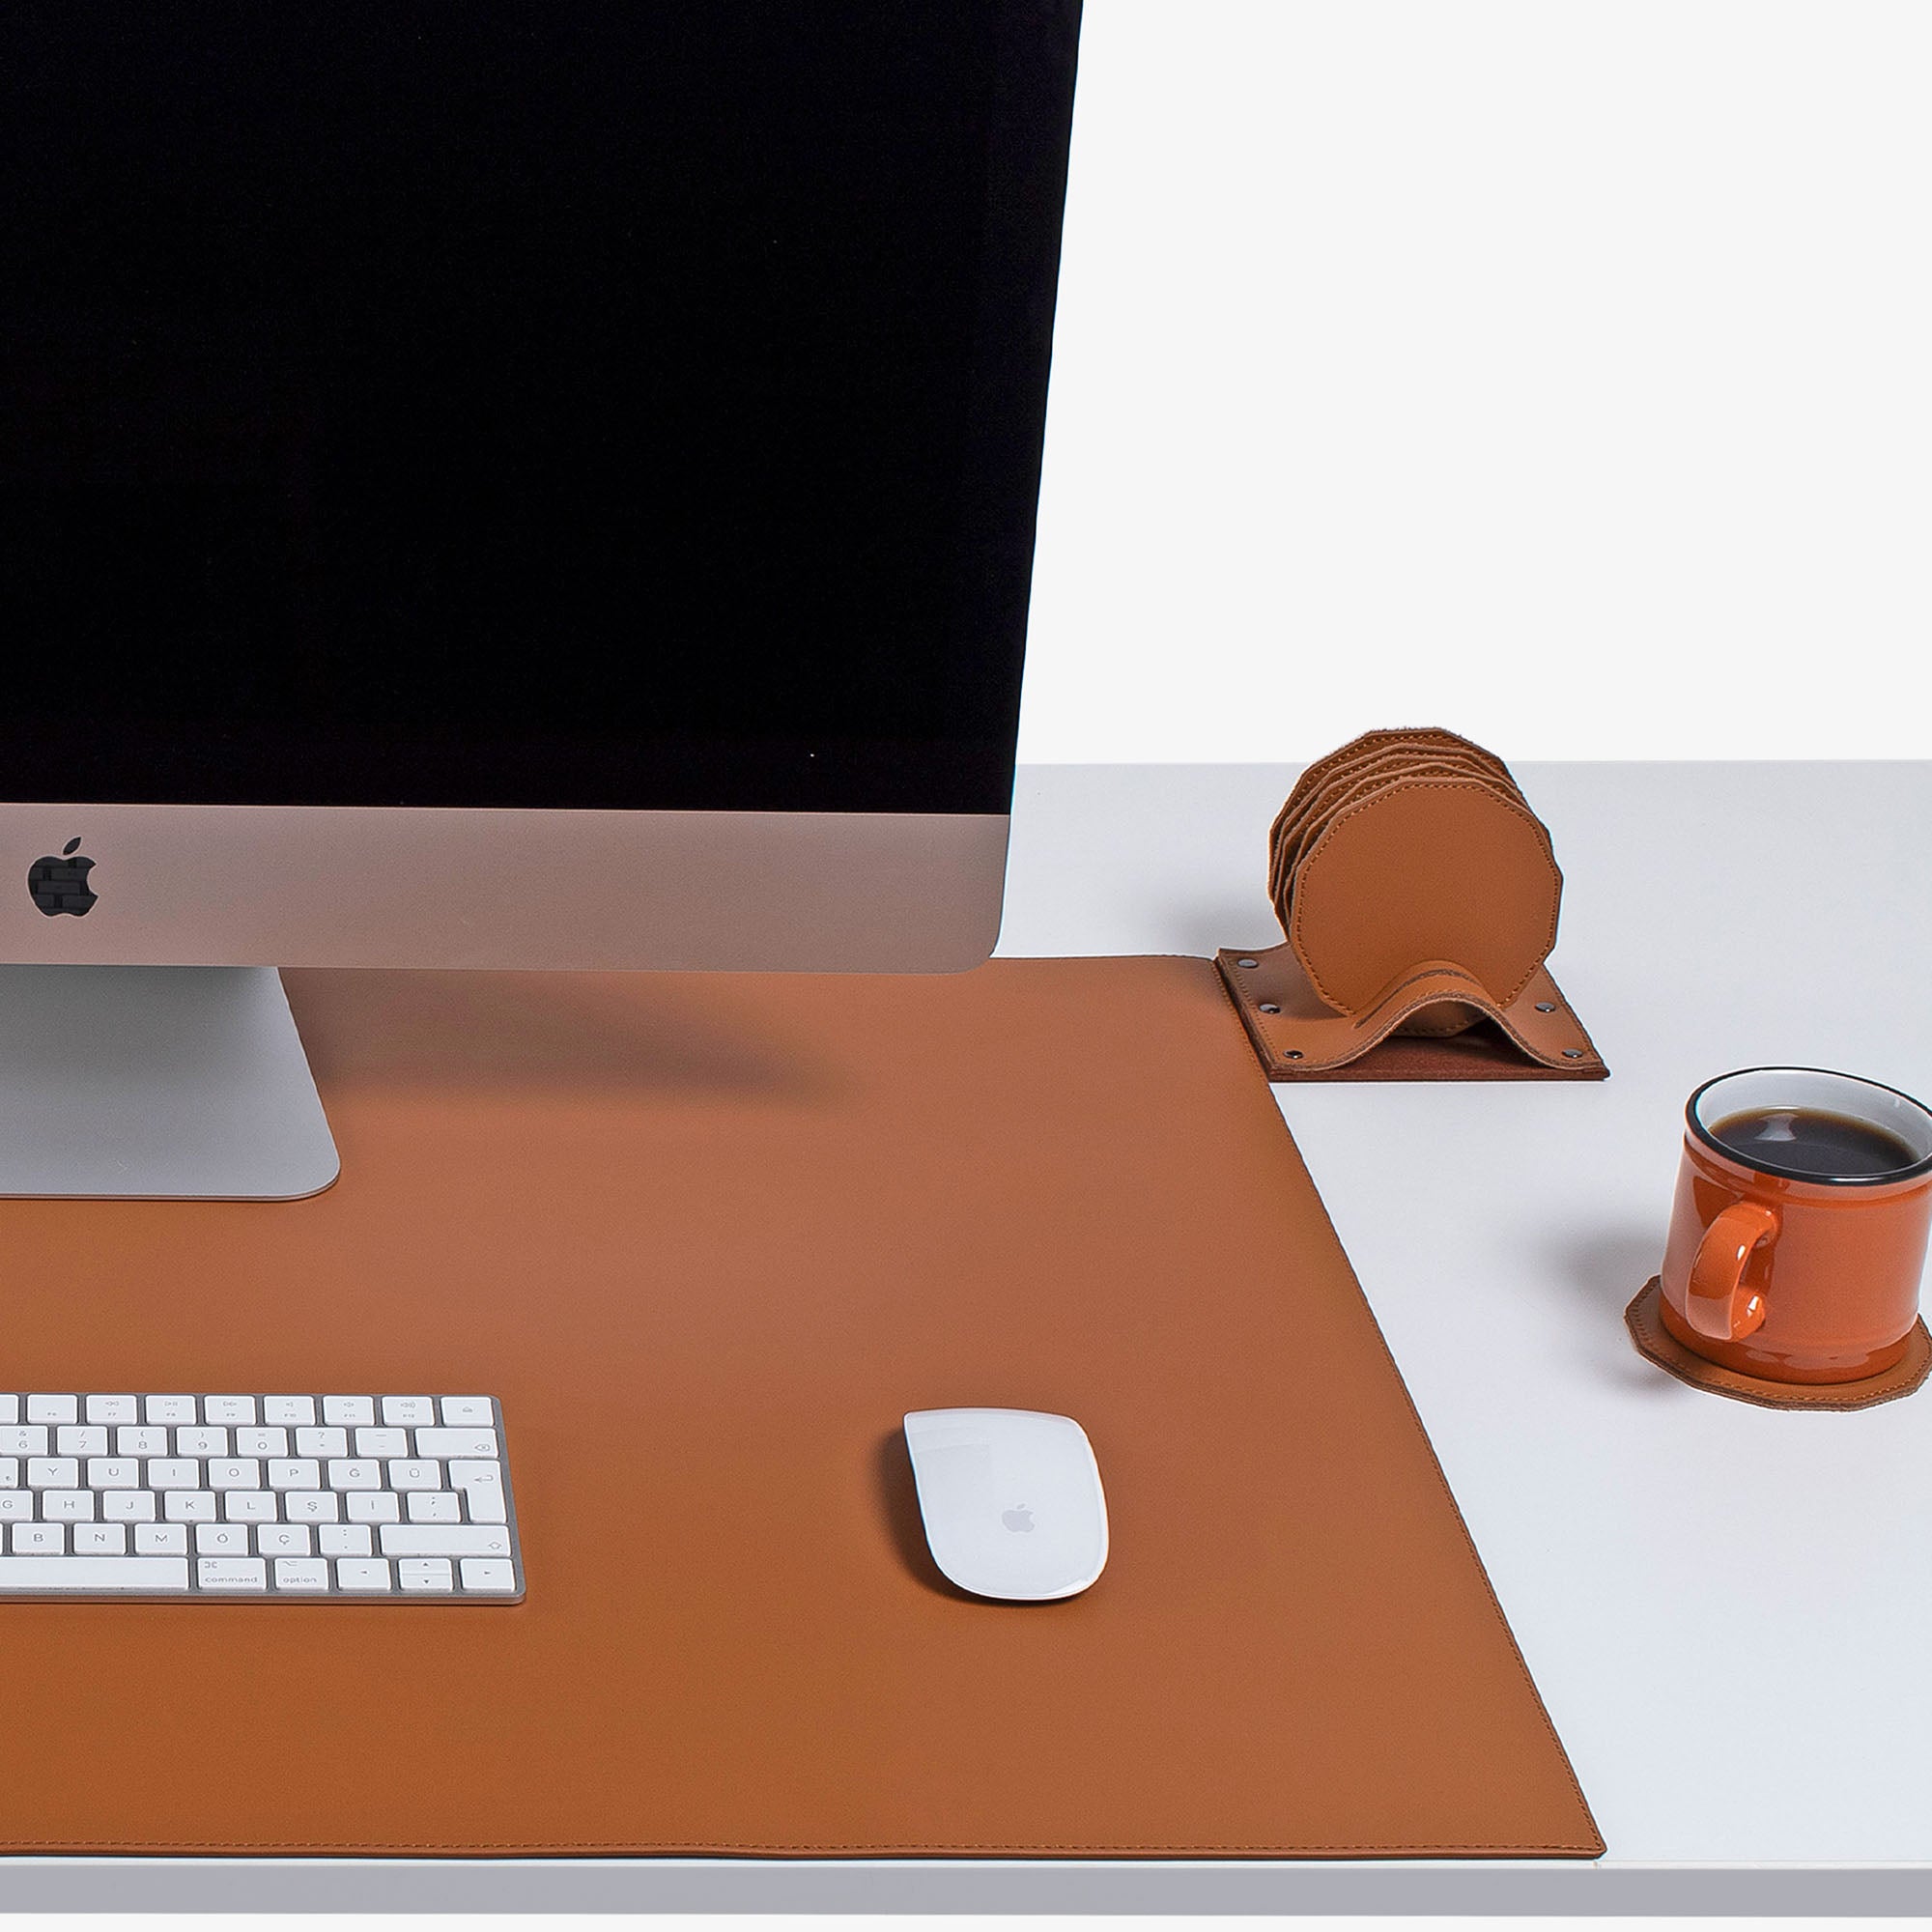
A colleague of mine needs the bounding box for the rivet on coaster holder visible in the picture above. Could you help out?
[1217,727,1608,1081]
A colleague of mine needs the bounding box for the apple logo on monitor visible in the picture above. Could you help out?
[28,838,98,917]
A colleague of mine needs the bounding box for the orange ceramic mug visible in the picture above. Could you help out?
[1659,1067,1932,1384]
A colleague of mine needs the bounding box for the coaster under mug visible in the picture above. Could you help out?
[1627,1276,1932,1410]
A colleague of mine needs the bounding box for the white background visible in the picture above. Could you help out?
[1018,0,1932,763]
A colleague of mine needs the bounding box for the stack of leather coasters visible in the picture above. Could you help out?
[1216,727,1607,1081]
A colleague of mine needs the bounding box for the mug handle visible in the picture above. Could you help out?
[1685,1201,1778,1341]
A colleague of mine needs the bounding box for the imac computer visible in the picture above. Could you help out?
[0,3,1083,1198]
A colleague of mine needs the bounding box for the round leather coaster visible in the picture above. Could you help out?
[1625,1277,1932,1410]
[1290,779,1561,1015]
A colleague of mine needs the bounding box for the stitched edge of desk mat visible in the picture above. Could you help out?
[0,958,1602,1860]
[1627,1278,1931,1410]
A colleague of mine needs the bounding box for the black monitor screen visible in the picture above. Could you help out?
[0,3,1079,811]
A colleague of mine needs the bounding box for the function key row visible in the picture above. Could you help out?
[0,1395,494,1428]
[0,1427,498,1463]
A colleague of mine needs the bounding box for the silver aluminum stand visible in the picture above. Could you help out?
[0,965,339,1199]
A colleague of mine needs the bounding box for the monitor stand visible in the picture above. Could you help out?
[0,965,339,1200]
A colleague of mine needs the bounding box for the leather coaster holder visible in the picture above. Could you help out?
[1626,1278,1932,1410]
[1222,728,1607,1081]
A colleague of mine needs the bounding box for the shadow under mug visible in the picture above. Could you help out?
[1659,1066,1932,1384]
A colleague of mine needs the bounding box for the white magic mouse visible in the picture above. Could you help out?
[902,1407,1108,1602]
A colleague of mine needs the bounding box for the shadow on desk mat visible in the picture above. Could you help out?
[0,957,1600,1860]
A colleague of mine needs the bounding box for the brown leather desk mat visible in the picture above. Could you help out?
[1,958,1599,1860]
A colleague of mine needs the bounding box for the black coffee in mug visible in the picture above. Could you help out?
[1711,1107,1919,1179]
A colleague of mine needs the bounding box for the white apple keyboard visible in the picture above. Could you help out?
[0,1392,523,1601]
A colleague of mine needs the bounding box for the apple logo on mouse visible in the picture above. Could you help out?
[27,837,98,917]
[1002,1503,1035,1533]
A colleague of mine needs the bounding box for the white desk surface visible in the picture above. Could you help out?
[9,760,1931,1914]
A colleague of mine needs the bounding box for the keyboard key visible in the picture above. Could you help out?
[12,1522,63,1554]
[284,1491,340,1523]
[42,1491,95,1521]
[224,1492,278,1522]
[448,1461,506,1517]
[355,1427,408,1458]
[268,1459,321,1491]
[414,1428,498,1458]
[56,1426,108,1457]
[195,1522,251,1556]
[148,1459,200,1490]
[135,1523,188,1555]
[1,1427,49,1457]
[460,1558,517,1593]
[346,1491,401,1523]
[318,1523,373,1557]
[0,1556,187,1592]
[73,1522,127,1555]
[146,1396,196,1425]
[388,1460,440,1491]
[117,1426,167,1457]
[335,1558,391,1591]
[259,1523,312,1557]
[274,1557,329,1591]
[407,1492,462,1523]
[87,1459,141,1490]
[464,1488,507,1525]
[262,1397,316,1426]
[0,1460,14,1490]
[440,1398,494,1426]
[102,1490,157,1521]
[0,1397,14,1425]
[198,1557,267,1590]
[0,1494,32,1520]
[27,1395,77,1424]
[323,1397,375,1427]
[204,1397,256,1425]
[295,1427,348,1459]
[163,1491,217,1522]
[327,1460,380,1491]
[176,1426,228,1457]
[237,1428,289,1458]
[27,1459,79,1489]
[399,1558,454,1592]
[208,1459,261,1490]
[382,1397,436,1426]
[379,1524,513,1559]
[86,1395,138,1425]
